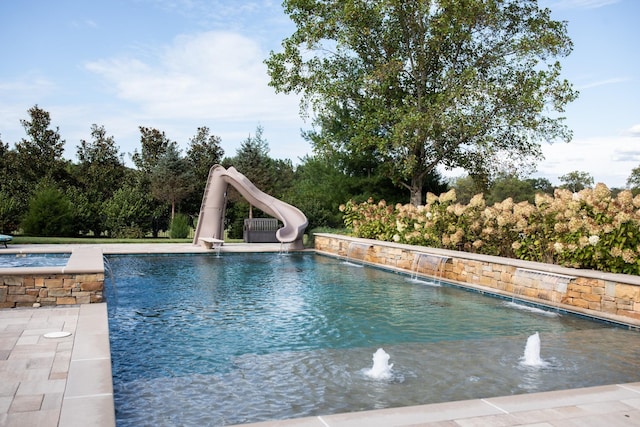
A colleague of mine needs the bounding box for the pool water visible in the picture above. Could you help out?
[107,253,640,426]
[0,253,70,268]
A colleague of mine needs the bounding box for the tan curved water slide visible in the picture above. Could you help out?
[192,165,308,249]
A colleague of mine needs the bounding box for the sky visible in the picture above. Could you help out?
[1,0,639,188]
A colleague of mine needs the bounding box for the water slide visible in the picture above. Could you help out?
[192,165,308,249]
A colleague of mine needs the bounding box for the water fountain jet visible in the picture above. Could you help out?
[521,332,546,367]
[364,348,394,379]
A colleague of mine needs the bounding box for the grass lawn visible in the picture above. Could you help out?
[10,236,195,245]
[6,227,344,246]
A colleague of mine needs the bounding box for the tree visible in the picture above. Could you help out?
[230,125,273,190]
[626,166,640,191]
[102,185,154,238]
[150,143,193,220]
[559,170,594,192]
[14,105,68,186]
[0,137,22,233]
[74,124,126,235]
[267,0,578,205]
[0,190,20,234]
[526,177,554,195]
[451,175,485,205]
[0,136,8,175]
[225,126,277,223]
[487,174,536,205]
[286,156,356,229]
[185,127,225,215]
[219,126,300,238]
[132,127,173,173]
[186,126,225,184]
[305,121,448,205]
[131,127,175,237]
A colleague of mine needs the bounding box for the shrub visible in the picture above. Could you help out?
[111,226,146,239]
[21,184,76,236]
[342,184,640,275]
[169,214,190,239]
[102,186,153,237]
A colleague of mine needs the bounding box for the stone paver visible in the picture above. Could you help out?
[0,306,78,426]
[0,303,114,427]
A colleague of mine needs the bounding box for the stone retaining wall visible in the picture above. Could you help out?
[0,247,105,308]
[315,233,640,328]
[0,272,104,308]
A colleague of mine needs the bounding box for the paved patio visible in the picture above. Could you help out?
[0,304,112,427]
[2,243,640,426]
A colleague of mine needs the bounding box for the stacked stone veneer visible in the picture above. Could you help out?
[315,233,640,328]
[0,247,105,308]
[0,272,104,308]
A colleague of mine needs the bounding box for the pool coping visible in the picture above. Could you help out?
[60,303,114,427]
[3,243,640,426]
[0,247,104,275]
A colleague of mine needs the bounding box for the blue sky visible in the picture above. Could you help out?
[1,0,638,188]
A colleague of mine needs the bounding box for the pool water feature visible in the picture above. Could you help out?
[0,253,70,268]
[363,348,394,379]
[521,332,546,367]
[107,253,640,426]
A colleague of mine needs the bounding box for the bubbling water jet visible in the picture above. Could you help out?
[521,332,545,367]
[364,348,394,379]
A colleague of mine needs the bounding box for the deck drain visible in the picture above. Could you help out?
[44,331,72,339]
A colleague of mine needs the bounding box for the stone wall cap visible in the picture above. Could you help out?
[63,247,104,274]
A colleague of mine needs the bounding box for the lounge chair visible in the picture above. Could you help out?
[0,234,12,248]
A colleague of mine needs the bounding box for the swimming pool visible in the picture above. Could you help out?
[107,253,640,426]
[0,253,70,268]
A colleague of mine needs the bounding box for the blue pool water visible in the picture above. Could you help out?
[107,253,640,426]
[0,253,70,268]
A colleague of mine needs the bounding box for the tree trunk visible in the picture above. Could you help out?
[409,176,423,206]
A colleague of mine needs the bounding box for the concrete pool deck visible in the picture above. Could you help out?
[2,243,640,426]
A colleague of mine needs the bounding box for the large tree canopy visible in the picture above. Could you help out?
[266,0,578,205]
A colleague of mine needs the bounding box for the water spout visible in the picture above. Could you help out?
[408,253,448,285]
[521,332,545,367]
[344,242,369,267]
[364,348,394,379]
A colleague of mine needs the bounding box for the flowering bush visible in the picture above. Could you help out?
[340,184,640,275]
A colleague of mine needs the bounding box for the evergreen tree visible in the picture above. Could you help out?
[21,183,75,237]
[14,105,69,189]
[150,143,193,220]
[74,124,127,235]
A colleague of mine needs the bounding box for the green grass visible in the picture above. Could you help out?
[9,236,247,245]
[10,236,193,245]
[6,228,345,246]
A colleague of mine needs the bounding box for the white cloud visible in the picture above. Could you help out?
[544,0,621,9]
[0,75,56,98]
[70,19,98,29]
[578,77,629,90]
[85,31,300,122]
[535,135,640,187]
[140,0,289,38]
[81,30,307,162]
[628,124,640,137]
[0,76,58,145]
